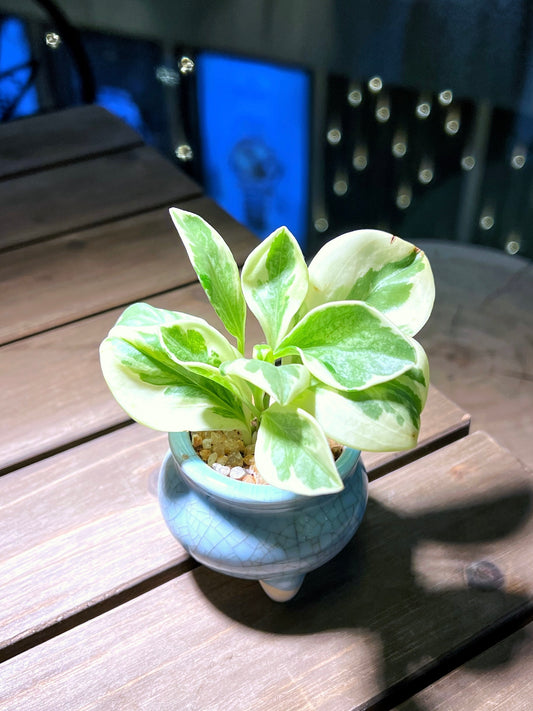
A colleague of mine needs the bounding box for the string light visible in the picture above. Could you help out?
[347,84,363,107]
[352,144,368,171]
[416,95,432,119]
[375,94,390,123]
[314,217,329,233]
[327,127,342,145]
[396,184,412,210]
[45,32,61,49]
[461,154,476,171]
[333,178,348,196]
[368,76,383,93]
[510,145,527,169]
[333,169,348,196]
[479,209,495,230]
[418,158,434,184]
[175,145,193,161]
[179,57,195,75]
[392,129,407,158]
[505,234,521,254]
[438,89,453,106]
[445,108,461,135]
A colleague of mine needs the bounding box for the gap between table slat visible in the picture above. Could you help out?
[358,603,533,710]
[0,559,198,665]
[0,145,201,251]
[397,622,533,711]
[0,196,258,345]
[0,105,143,181]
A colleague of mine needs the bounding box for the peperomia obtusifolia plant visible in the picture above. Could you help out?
[100,209,435,496]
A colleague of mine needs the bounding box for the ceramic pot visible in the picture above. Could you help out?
[158,431,368,601]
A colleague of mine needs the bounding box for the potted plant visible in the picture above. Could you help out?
[100,209,434,600]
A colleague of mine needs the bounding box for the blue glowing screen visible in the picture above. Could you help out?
[0,16,39,120]
[96,86,145,135]
[196,52,310,246]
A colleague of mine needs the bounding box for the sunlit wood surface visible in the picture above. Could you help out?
[419,240,533,471]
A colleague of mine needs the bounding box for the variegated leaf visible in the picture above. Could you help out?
[114,302,203,329]
[99,337,248,433]
[112,316,252,411]
[255,403,343,495]
[275,301,417,391]
[170,208,247,351]
[296,341,429,451]
[306,229,435,336]
[221,359,310,406]
[158,320,240,367]
[241,226,308,350]
[111,318,239,366]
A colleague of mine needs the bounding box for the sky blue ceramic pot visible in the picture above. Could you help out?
[159,431,368,601]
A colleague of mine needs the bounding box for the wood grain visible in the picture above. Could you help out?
[0,105,143,180]
[400,625,533,711]
[0,196,258,344]
[0,392,467,657]
[418,240,533,471]
[0,275,469,474]
[1,432,531,710]
[0,284,227,473]
[0,145,200,249]
[0,424,187,658]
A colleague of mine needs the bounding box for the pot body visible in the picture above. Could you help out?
[158,432,368,599]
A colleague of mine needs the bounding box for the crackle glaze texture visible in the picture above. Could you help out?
[158,432,368,595]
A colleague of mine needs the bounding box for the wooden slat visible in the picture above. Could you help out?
[400,625,533,710]
[418,240,533,471]
[0,394,466,658]
[1,432,531,710]
[0,272,469,474]
[0,424,184,659]
[0,106,143,180]
[0,145,200,249]
[0,196,258,344]
[0,284,221,473]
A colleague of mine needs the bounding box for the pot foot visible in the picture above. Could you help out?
[259,574,305,602]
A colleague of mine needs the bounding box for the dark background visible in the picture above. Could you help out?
[1,0,533,258]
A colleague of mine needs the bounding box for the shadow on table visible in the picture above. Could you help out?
[192,489,533,710]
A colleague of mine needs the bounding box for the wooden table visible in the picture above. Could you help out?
[0,107,531,711]
[417,240,533,473]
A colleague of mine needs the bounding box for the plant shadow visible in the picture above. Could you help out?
[192,488,533,709]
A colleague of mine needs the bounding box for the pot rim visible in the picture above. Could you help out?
[168,431,361,508]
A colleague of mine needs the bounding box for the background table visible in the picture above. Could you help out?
[0,107,531,710]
